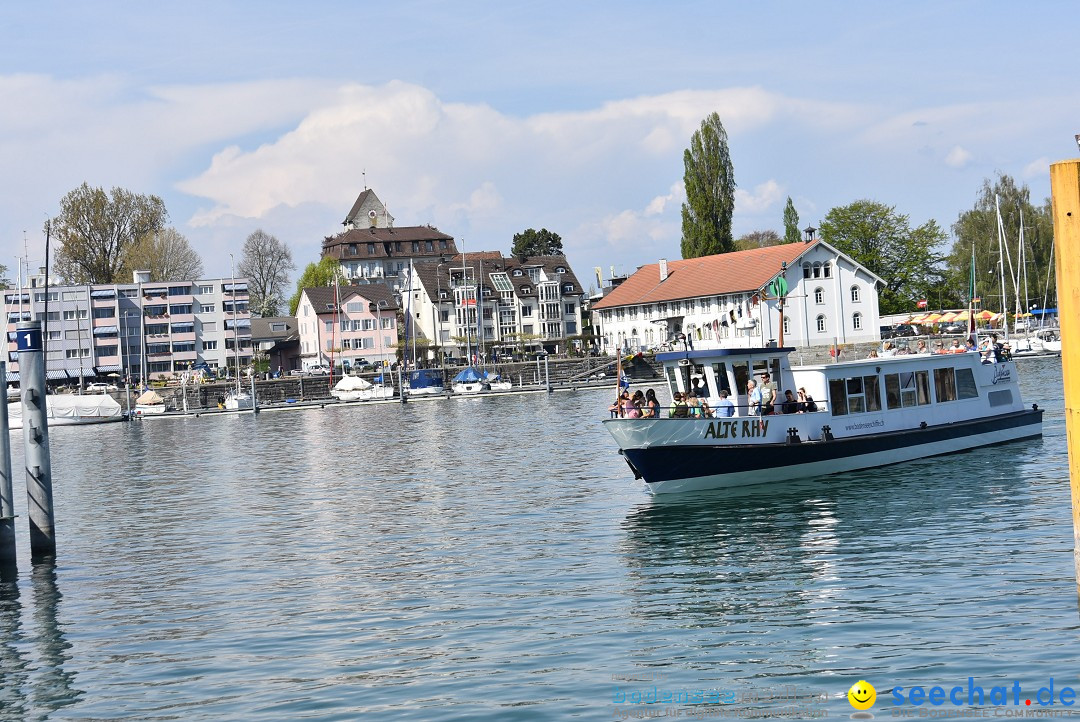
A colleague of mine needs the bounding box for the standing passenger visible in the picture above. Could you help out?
[714,389,735,417]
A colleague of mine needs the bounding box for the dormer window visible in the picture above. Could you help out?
[563,284,574,293]
[555,266,566,273]
[512,269,523,277]
[521,286,531,294]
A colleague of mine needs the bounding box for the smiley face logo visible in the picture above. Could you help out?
[848,680,876,710]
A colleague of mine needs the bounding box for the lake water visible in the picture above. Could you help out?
[0,355,1076,720]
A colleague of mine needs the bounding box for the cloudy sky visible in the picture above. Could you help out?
[2,1,1076,289]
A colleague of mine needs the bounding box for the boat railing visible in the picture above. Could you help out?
[609,402,829,419]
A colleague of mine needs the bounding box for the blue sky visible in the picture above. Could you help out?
[1,1,1076,288]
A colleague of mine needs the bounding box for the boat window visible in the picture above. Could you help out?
[846,377,865,414]
[956,368,978,399]
[864,375,882,412]
[933,368,958,402]
[829,378,848,415]
[988,389,1012,407]
[710,363,731,395]
[732,362,750,400]
[691,364,710,397]
[666,366,682,396]
[887,371,932,408]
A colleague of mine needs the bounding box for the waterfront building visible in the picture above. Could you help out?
[321,189,459,288]
[3,270,252,384]
[590,239,884,354]
[295,284,399,370]
[250,316,300,375]
[405,252,585,360]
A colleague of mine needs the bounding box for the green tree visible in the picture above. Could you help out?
[288,256,340,315]
[946,173,1054,314]
[123,227,204,281]
[783,197,801,244]
[53,182,169,283]
[681,112,736,258]
[819,200,946,315]
[734,230,782,251]
[511,228,564,258]
[239,229,295,317]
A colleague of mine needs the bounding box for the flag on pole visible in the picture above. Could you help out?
[916,299,928,309]
[968,243,977,343]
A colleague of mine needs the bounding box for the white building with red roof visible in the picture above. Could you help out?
[590,239,884,354]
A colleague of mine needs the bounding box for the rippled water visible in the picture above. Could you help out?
[0,356,1076,720]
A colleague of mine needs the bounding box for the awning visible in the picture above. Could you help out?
[95,365,122,373]
[171,323,195,332]
[47,369,70,380]
[4,372,18,382]
[90,289,116,298]
[225,319,252,329]
[93,325,119,335]
[76,368,95,377]
[223,283,248,292]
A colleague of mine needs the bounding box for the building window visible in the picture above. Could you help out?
[564,303,575,315]
[199,285,214,294]
[202,340,218,350]
[823,262,832,278]
[851,285,861,303]
[816,315,826,333]
[814,287,824,304]
[168,285,191,296]
[92,307,116,318]
[852,312,863,330]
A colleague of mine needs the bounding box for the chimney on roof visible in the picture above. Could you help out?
[659,258,669,282]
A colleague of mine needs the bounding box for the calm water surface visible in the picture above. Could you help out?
[0,356,1076,720]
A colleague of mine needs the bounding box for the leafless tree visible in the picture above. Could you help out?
[239,229,295,317]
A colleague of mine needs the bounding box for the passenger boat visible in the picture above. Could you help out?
[604,345,1042,494]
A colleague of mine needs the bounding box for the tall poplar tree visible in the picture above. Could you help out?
[680,113,736,258]
[783,197,801,244]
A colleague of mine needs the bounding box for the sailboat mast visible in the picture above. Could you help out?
[994,196,1009,340]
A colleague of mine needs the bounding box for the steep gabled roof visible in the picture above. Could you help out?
[301,285,399,315]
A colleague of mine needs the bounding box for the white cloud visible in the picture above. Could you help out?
[1023,157,1051,178]
[735,179,784,214]
[945,145,973,168]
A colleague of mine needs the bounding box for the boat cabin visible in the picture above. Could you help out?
[655,347,795,415]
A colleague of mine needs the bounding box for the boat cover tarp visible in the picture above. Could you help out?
[481,370,503,382]
[453,367,483,384]
[136,390,164,405]
[409,369,444,389]
[7,394,123,421]
[334,375,372,392]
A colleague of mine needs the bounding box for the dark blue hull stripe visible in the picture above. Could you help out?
[623,409,1043,484]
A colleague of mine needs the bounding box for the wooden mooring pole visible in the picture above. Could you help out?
[1049,160,1080,602]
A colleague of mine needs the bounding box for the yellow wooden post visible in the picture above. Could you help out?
[1050,159,1080,597]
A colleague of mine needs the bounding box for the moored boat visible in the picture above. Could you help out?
[406,369,445,396]
[133,390,167,416]
[451,367,484,394]
[8,394,124,429]
[330,374,394,401]
[604,345,1042,494]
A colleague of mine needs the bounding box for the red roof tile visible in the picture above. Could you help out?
[592,243,816,310]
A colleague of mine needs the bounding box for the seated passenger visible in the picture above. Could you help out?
[880,341,896,357]
[948,338,965,354]
[781,389,799,414]
[669,392,689,418]
[798,387,818,413]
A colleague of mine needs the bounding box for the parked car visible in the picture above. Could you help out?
[941,322,965,334]
[308,364,331,375]
[86,382,118,393]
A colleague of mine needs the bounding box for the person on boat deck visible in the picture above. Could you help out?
[797,387,818,413]
[965,338,977,353]
[915,340,929,354]
[933,341,947,354]
[690,376,709,399]
[610,390,630,417]
[948,338,965,354]
[624,390,643,418]
[669,391,689,418]
[643,388,661,418]
[759,373,776,415]
[714,389,735,417]
[880,341,896,357]
[867,349,879,358]
[781,389,800,414]
[747,380,763,416]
